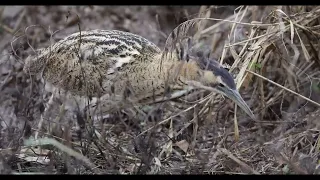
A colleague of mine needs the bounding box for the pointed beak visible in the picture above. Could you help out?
[217,87,255,119]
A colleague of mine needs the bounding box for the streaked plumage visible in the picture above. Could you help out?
[23,29,254,125]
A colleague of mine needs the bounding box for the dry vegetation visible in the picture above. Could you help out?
[0,5,320,174]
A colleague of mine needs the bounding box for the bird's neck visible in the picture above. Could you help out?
[151,55,201,84]
[113,55,202,105]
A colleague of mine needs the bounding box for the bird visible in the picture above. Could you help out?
[23,29,255,135]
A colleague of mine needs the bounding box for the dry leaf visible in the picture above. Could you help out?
[16,147,50,165]
[175,140,189,153]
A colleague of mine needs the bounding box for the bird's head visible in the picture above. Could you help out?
[183,53,255,120]
[165,39,254,119]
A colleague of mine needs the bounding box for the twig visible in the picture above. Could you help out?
[0,6,5,20]
[24,137,100,174]
[246,70,320,107]
[0,23,14,34]
[14,7,26,32]
[219,148,260,174]
[137,93,212,137]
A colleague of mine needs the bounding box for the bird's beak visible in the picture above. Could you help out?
[217,86,255,119]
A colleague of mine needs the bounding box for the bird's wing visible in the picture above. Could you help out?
[23,30,162,97]
[24,29,161,75]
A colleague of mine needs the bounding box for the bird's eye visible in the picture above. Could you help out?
[218,83,225,87]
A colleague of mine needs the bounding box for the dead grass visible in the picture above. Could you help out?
[0,5,320,174]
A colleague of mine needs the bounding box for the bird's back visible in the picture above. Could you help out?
[24,30,162,98]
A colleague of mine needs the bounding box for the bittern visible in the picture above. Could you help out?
[23,29,254,130]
